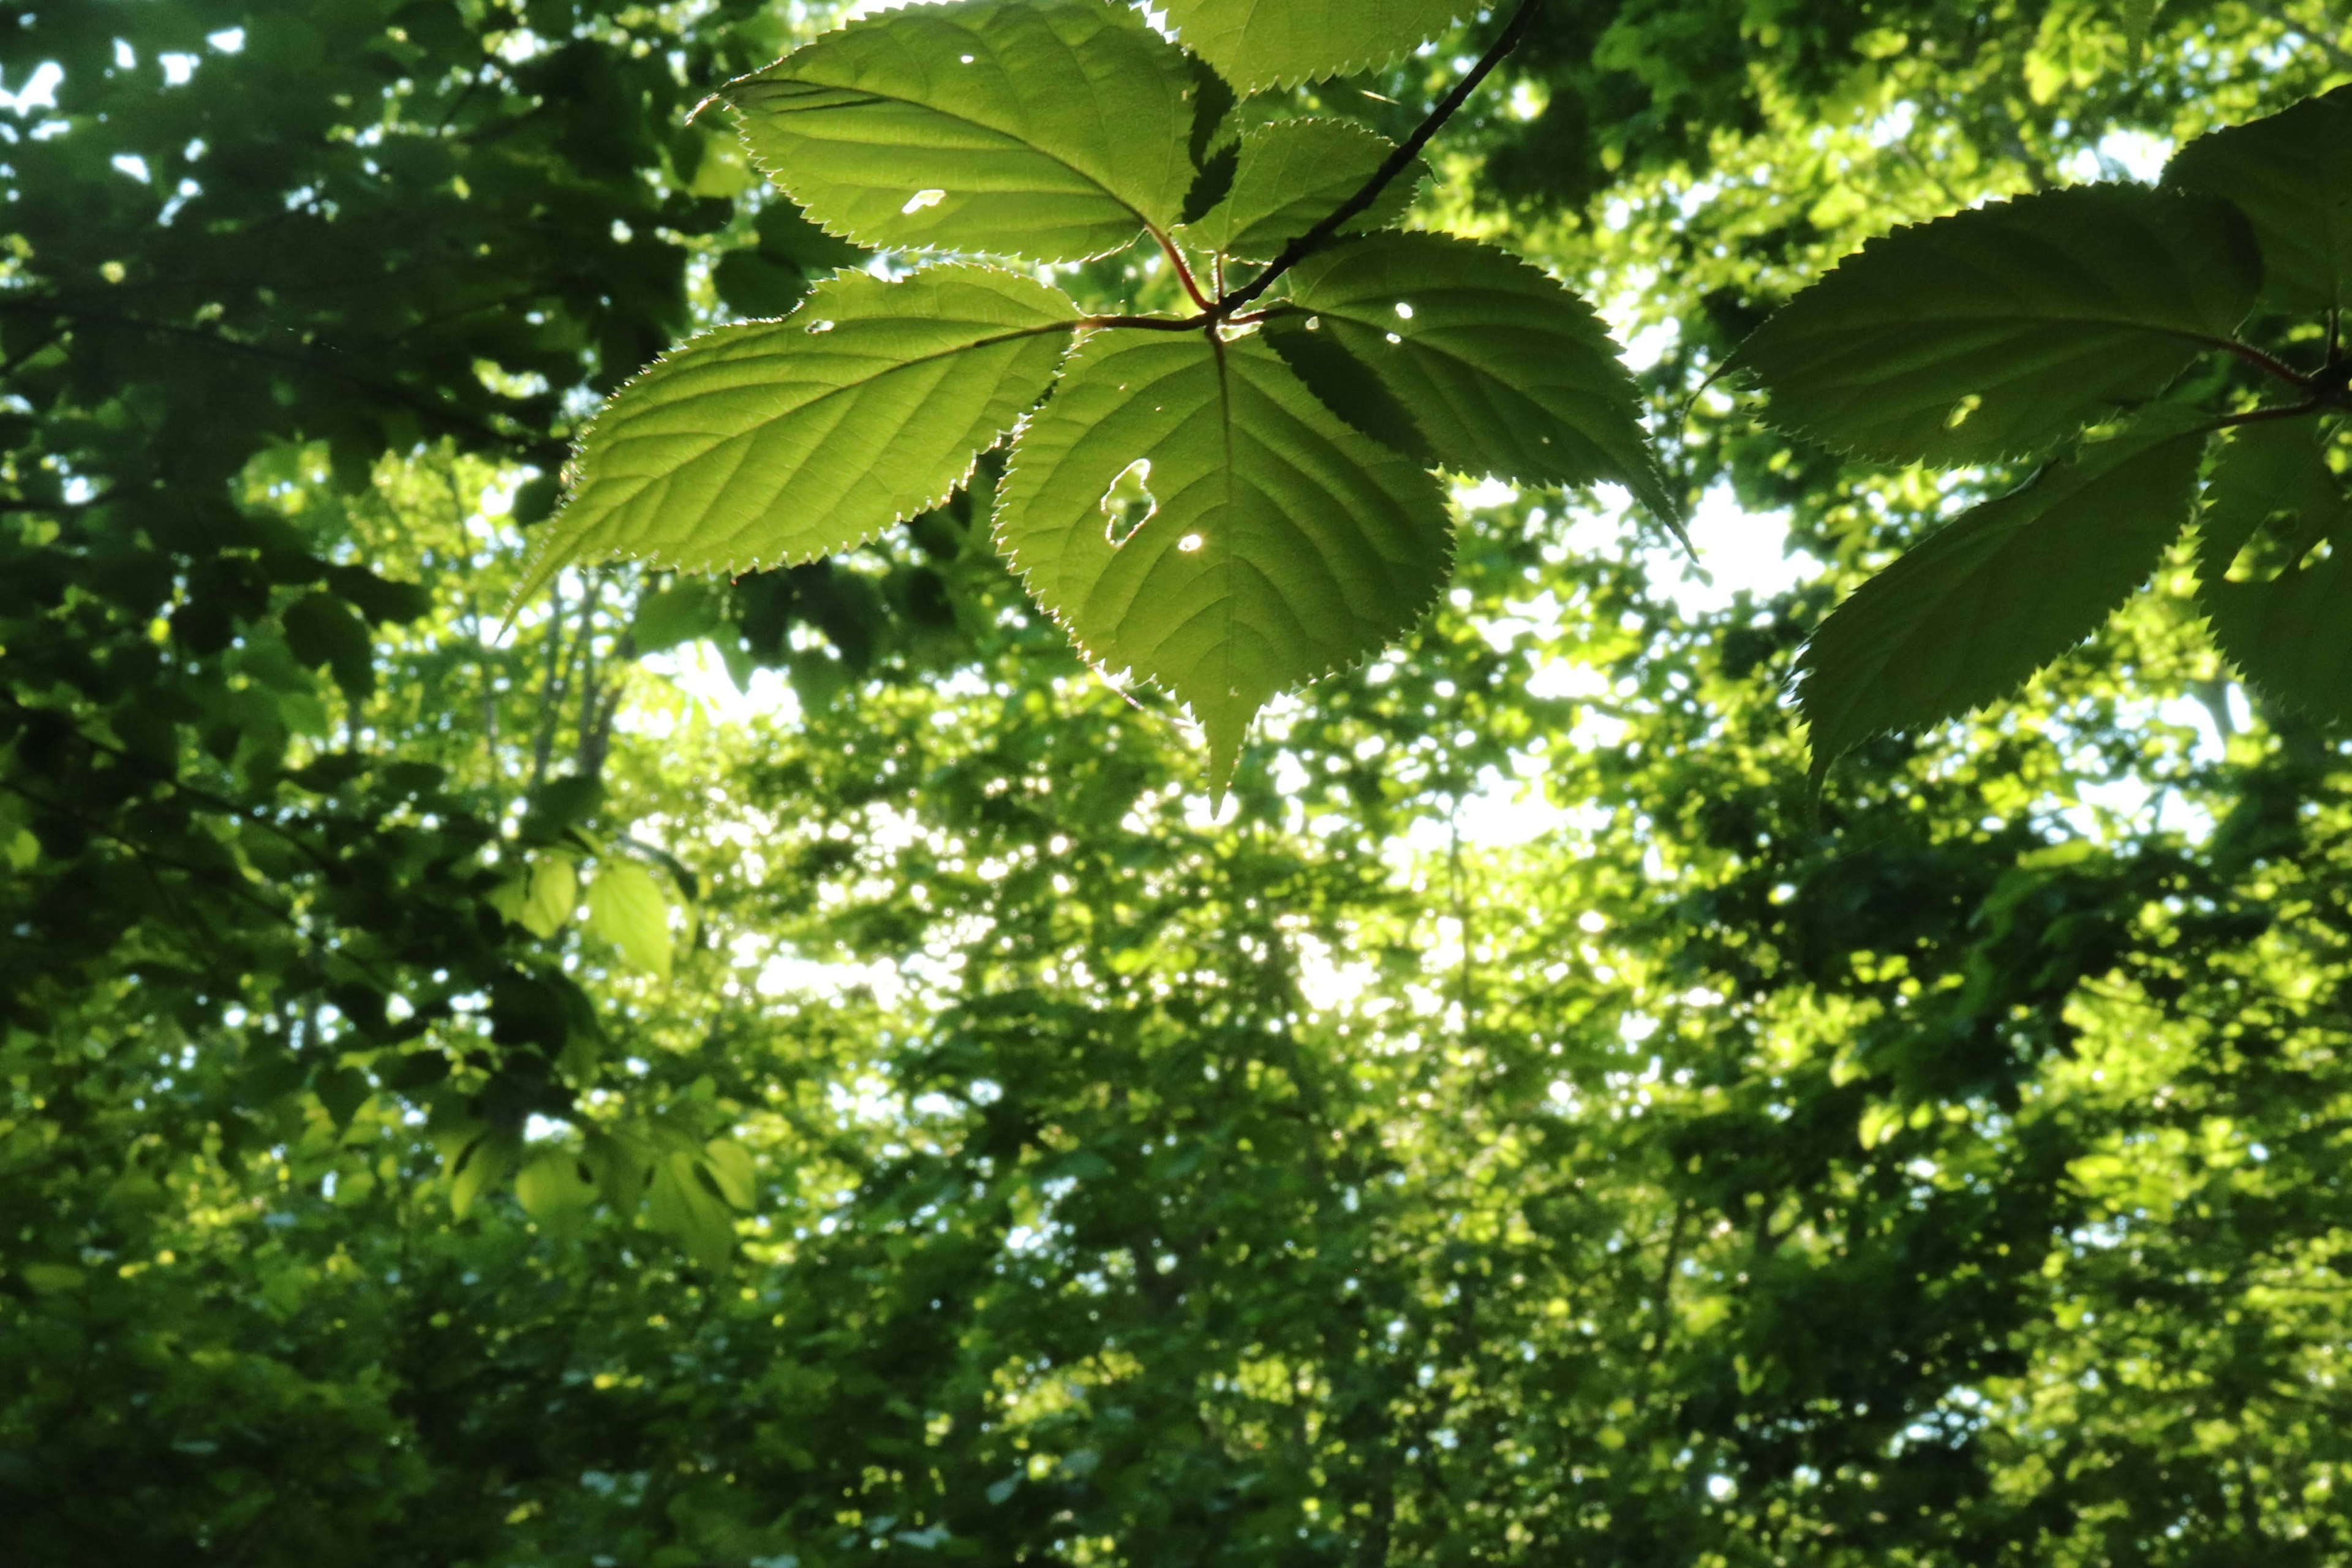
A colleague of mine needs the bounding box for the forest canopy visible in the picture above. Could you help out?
[4,1,2351,1564]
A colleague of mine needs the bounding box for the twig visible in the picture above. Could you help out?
[1217,0,1547,315]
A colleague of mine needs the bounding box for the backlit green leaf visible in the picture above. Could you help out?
[1275,233,1680,526]
[647,1148,739,1269]
[520,266,1077,601]
[2195,418,2352,720]
[448,1128,524,1219]
[585,861,673,980]
[1799,415,2211,778]
[719,0,1198,262]
[2166,85,2352,315]
[1160,0,1471,91]
[521,854,579,940]
[1179,118,1420,263]
[516,1148,600,1238]
[995,329,1453,794]
[1732,186,2260,464]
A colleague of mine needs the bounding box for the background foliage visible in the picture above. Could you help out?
[4,1,2351,1564]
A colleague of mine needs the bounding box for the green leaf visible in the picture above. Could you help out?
[2166,85,2352,316]
[448,1128,523,1219]
[282,591,375,698]
[1160,0,1470,92]
[1178,118,1420,263]
[718,0,1197,262]
[519,266,1077,602]
[1798,415,2211,778]
[516,1147,600,1238]
[630,579,729,655]
[581,1129,648,1215]
[520,853,579,939]
[2195,418,2352,721]
[701,1138,758,1211]
[647,1148,739,1268]
[586,860,673,979]
[995,329,1453,794]
[1275,233,1681,526]
[1732,186,2260,464]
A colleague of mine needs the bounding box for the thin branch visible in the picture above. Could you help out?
[1217,0,1546,315]
[2182,331,2324,395]
[1148,224,1215,312]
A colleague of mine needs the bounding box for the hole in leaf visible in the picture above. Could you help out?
[1101,459,1156,548]
[1384,331,1402,345]
[1305,316,1321,331]
[1393,301,1414,319]
[806,319,835,334]
[1178,532,1204,553]
[1943,393,1982,430]
[902,189,946,214]
[959,52,974,62]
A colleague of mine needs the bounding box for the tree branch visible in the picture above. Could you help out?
[1216,0,1545,315]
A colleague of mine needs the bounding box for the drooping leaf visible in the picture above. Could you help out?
[519,266,1077,602]
[1798,415,2211,778]
[448,1127,524,1219]
[718,0,1198,263]
[995,329,1453,793]
[1732,186,2260,464]
[585,861,673,979]
[1159,0,1471,92]
[519,853,579,939]
[647,1147,740,1269]
[1179,118,1420,263]
[516,1147,601,1238]
[2166,85,2352,315]
[2195,418,2352,720]
[1273,233,1681,526]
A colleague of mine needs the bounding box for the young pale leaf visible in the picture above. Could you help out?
[519,267,1077,603]
[520,853,579,939]
[1732,186,2260,464]
[1159,0,1470,91]
[2166,85,2352,315]
[1178,119,1420,262]
[717,0,1197,262]
[448,1128,523,1219]
[995,330,1453,794]
[515,1148,600,1237]
[585,861,673,980]
[2195,418,2352,721]
[1273,233,1681,527]
[1798,416,2211,779]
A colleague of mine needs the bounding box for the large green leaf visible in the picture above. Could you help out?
[2166,85,2352,316]
[1270,233,1680,526]
[1159,0,1471,91]
[1732,186,2260,464]
[995,330,1453,793]
[1798,417,2210,778]
[1179,118,1419,263]
[717,0,1198,263]
[585,861,673,980]
[2195,418,2352,720]
[519,266,1077,601]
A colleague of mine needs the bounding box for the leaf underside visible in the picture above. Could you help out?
[1733,185,2261,465]
[1798,417,2211,778]
[1273,233,1681,526]
[520,266,1077,601]
[1179,118,1420,263]
[720,0,1198,263]
[995,330,1455,793]
[2166,83,2352,317]
[2196,418,2352,722]
[1159,0,1472,91]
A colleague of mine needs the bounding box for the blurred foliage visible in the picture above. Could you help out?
[4,0,2352,1564]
